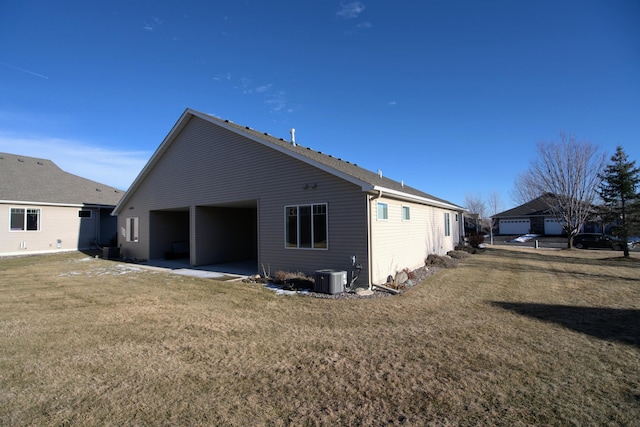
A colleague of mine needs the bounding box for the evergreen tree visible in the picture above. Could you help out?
[597,146,640,257]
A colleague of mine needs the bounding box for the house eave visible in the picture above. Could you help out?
[1,200,86,208]
[369,186,466,211]
[114,109,194,215]
[114,108,466,215]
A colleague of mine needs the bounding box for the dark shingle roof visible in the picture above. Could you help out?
[115,109,465,214]
[0,152,124,206]
[202,112,462,209]
[493,194,554,218]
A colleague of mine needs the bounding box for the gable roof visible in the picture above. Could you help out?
[0,152,124,207]
[115,108,464,214]
[493,194,555,218]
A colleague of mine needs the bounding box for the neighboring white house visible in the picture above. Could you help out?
[113,109,466,287]
[0,152,123,256]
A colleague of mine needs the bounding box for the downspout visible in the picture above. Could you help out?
[367,190,383,291]
[460,211,466,247]
[96,207,101,248]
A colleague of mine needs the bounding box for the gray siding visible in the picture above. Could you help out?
[119,116,369,284]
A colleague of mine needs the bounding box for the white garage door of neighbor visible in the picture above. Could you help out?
[499,219,530,235]
[544,218,564,235]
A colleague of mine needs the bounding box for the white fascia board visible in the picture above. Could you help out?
[1,200,85,208]
[370,186,466,211]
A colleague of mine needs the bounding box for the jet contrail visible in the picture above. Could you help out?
[0,62,49,79]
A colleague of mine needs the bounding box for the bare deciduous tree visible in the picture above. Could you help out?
[464,194,486,219]
[487,191,504,243]
[515,132,606,248]
[464,193,486,234]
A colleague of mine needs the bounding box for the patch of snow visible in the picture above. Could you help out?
[509,234,541,243]
[59,271,83,276]
[263,283,303,296]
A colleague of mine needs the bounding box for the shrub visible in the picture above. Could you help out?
[447,250,470,260]
[425,254,458,268]
[468,234,485,248]
[273,271,314,290]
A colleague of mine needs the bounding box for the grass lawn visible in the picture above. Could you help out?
[1,247,639,426]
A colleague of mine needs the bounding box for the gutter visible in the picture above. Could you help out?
[366,189,383,290]
[370,186,465,212]
[1,200,89,208]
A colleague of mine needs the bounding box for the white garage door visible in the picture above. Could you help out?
[544,218,564,235]
[499,219,530,235]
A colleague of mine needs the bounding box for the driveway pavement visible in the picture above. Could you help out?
[488,235,640,252]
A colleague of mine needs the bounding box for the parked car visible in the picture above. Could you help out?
[572,233,632,251]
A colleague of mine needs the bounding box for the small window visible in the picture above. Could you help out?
[377,202,388,220]
[402,205,410,221]
[78,210,92,218]
[444,212,451,236]
[10,208,40,231]
[126,217,139,242]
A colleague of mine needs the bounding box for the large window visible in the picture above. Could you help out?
[126,217,139,242]
[444,212,451,236]
[377,202,388,220]
[10,208,40,231]
[285,203,327,249]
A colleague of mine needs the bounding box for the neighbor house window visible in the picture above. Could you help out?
[78,210,92,218]
[126,217,139,242]
[444,212,451,236]
[377,202,388,220]
[402,205,410,221]
[10,208,40,231]
[285,203,327,249]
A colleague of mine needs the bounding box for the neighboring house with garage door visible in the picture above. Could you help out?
[0,152,123,256]
[113,108,466,287]
[493,193,600,236]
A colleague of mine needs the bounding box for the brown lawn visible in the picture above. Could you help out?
[1,247,639,426]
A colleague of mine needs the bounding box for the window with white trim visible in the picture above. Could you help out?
[377,202,388,220]
[285,203,327,249]
[10,208,40,231]
[402,205,410,221]
[444,212,451,236]
[126,217,139,242]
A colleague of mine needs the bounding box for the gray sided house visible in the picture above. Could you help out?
[0,152,123,256]
[113,109,465,286]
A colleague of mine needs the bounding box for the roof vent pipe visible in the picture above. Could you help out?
[290,128,296,146]
[378,169,382,178]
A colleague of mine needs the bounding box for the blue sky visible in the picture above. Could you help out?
[1,1,638,210]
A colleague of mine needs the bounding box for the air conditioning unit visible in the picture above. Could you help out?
[103,247,120,260]
[314,269,347,294]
